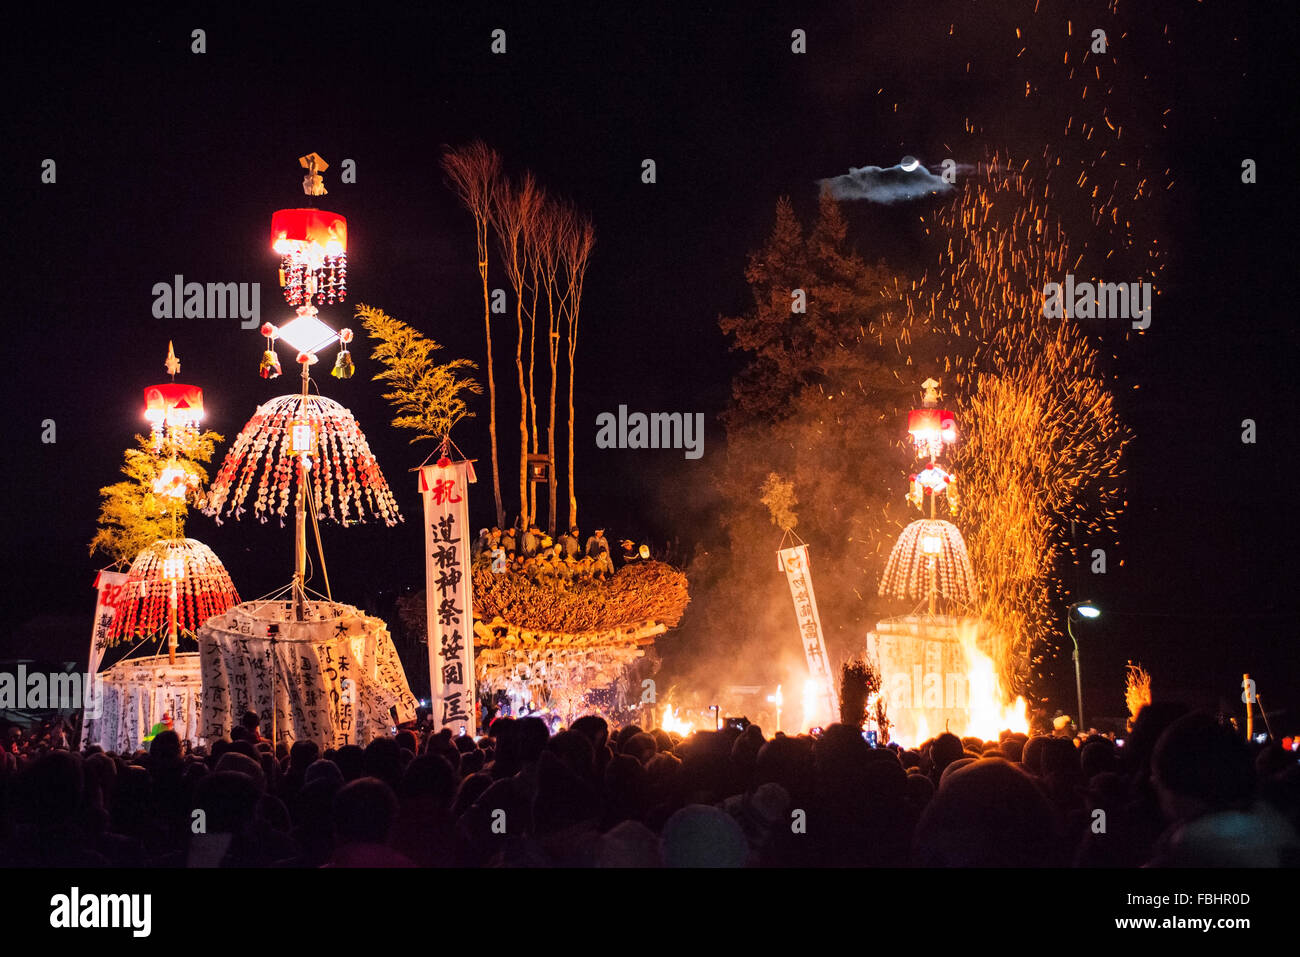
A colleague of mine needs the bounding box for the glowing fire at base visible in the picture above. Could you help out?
[800,677,821,732]
[661,703,695,736]
[961,639,1029,742]
[866,617,1032,748]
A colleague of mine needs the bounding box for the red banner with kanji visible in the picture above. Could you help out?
[420,459,477,736]
[89,570,128,677]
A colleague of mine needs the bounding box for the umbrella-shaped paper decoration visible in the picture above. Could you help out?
[204,393,401,527]
[879,519,978,606]
[108,539,240,661]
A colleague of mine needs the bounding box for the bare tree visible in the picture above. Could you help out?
[491,172,542,528]
[440,142,505,526]
[523,190,551,526]
[559,212,595,529]
[538,202,572,535]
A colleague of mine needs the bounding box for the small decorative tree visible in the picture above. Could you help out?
[760,471,798,533]
[355,304,482,446]
[90,429,223,567]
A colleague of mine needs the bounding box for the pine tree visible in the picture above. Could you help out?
[355,303,482,444]
[673,194,939,691]
[90,429,223,567]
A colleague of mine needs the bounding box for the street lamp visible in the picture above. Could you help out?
[1067,601,1101,731]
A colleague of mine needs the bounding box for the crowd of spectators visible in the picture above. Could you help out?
[1,703,1297,867]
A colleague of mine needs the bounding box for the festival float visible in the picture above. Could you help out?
[84,347,240,752]
[469,558,689,728]
[866,379,1027,745]
[198,154,416,748]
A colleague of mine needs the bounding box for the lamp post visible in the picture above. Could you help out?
[1067,601,1100,731]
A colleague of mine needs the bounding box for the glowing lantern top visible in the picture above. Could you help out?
[107,539,240,644]
[204,393,401,527]
[144,343,203,446]
[144,383,203,427]
[907,409,957,457]
[906,377,956,458]
[272,154,347,307]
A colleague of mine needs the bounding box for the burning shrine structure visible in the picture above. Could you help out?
[867,380,1025,745]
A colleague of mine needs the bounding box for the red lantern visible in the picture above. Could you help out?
[271,208,348,306]
[144,382,204,452]
[907,408,957,456]
[144,383,204,427]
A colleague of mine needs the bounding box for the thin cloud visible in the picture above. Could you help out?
[817,159,958,203]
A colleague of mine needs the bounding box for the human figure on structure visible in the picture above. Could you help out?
[560,526,581,560]
[471,528,492,561]
[586,528,609,560]
[586,528,613,577]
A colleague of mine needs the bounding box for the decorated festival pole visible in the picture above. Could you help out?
[168,581,179,664]
[162,552,185,665]
[293,364,311,621]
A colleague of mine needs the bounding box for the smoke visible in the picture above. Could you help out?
[817,160,957,203]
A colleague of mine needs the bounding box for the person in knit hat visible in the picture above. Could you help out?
[661,804,750,867]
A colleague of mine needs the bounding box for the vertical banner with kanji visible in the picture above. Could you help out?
[778,545,839,725]
[420,459,477,736]
[87,569,128,719]
[89,570,128,673]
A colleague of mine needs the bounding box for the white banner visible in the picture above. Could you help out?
[420,459,477,736]
[198,600,417,748]
[778,545,838,724]
[89,570,128,678]
[83,653,203,754]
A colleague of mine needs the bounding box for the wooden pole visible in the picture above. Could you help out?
[168,580,178,666]
[1244,673,1254,741]
[293,368,309,622]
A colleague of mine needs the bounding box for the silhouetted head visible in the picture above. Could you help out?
[399,754,456,807]
[929,733,964,774]
[661,805,749,867]
[334,776,398,845]
[914,758,1063,866]
[515,717,550,762]
[363,737,403,789]
[193,770,259,834]
[149,729,182,766]
[1153,711,1255,824]
[289,740,320,771]
[334,744,366,781]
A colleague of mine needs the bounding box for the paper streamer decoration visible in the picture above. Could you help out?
[108,540,240,644]
[878,519,978,605]
[204,393,400,527]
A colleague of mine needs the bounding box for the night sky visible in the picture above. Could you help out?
[3,3,1295,725]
